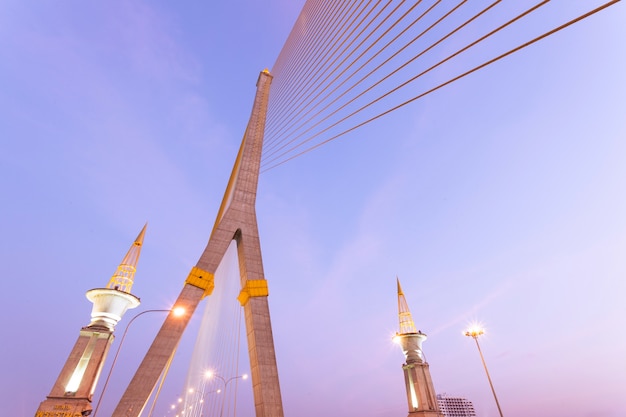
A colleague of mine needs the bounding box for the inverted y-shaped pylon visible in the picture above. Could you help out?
[112,70,283,417]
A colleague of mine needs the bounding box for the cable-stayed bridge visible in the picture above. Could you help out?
[13,1,624,417]
[97,2,621,417]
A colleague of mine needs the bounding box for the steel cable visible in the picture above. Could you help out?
[261,0,620,171]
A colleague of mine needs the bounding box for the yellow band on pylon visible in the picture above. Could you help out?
[186,266,215,298]
[237,279,269,306]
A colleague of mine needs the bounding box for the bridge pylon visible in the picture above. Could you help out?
[111,70,284,417]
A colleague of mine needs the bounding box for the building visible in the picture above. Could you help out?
[436,394,477,417]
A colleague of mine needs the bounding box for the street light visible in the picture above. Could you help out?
[92,307,185,417]
[204,370,248,417]
[464,325,504,417]
[197,388,221,417]
[173,385,220,417]
[199,388,222,403]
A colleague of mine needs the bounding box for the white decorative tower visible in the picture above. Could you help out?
[34,225,145,417]
[395,278,443,417]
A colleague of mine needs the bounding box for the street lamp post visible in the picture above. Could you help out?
[197,388,221,417]
[204,371,248,417]
[464,327,504,417]
[93,307,185,417]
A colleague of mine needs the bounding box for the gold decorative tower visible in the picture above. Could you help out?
[34,226,145,417]
[394,278,443,417]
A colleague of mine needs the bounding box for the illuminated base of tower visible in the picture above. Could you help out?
[35,399,92,417]
[403,362,444,417]
[35,327,114,417]
[407,409,444,417]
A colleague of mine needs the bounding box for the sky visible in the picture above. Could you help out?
[1,1,625,417]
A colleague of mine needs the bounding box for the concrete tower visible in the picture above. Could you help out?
[395,278,443,417]
[112,70,283,417]
[34,226,145,417]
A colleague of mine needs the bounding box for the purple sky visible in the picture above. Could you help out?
[1,1,625,417]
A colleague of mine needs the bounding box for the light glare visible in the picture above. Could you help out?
[464,321,486,338]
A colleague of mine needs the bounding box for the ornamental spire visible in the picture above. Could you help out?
[86,226,143,330]
[397,277,418,335]
[105,223,147,293]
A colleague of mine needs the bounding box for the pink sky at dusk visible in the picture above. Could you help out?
[1,1,625,417]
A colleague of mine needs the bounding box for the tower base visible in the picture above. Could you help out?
[408,411,443,417]
[402,360,443,417]
[35,398,92,417]
[34,327,114,417]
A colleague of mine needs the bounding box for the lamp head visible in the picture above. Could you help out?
[464,324,485,338]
